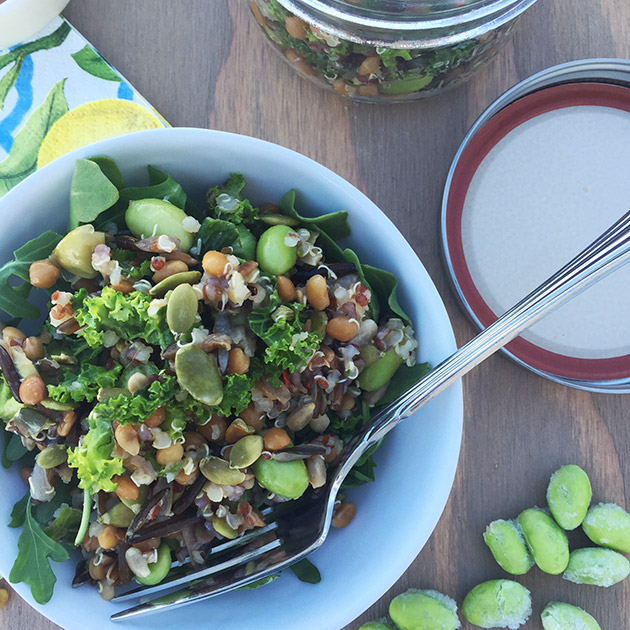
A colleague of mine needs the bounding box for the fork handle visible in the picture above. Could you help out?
[332,209,630,487]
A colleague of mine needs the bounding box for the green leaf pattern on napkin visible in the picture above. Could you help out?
[0,80,68,195]
[71,45,122,82]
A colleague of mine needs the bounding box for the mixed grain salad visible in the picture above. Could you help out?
[250,0,514,100]
[0,157,427,604]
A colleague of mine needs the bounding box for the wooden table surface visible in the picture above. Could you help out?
[2,1,630,629]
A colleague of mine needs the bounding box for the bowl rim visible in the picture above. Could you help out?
[0,127,463,630]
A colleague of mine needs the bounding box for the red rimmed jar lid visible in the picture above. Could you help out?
[443,77,630,389]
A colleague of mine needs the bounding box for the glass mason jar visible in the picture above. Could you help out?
[249,0,538,102]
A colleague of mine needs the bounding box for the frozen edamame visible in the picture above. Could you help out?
[256,224,298,275]
[389,589,460,630]
[253,457,309,499]
[518,508,569,574]
[541,602,601,630]
[563,547,630,587]
[125,198,195,252]
[462,580,531,629]
[483,519,533,575]
[546,465,592,530]
[582,503,630,553]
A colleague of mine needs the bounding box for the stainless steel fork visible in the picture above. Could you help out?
[111,209,630,621]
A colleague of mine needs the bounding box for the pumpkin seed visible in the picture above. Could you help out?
[212,516,238,539]
[175,345,223,405]
[167,283,199,334]
[36,444,67,469]
[101,502,136,528]
[200,456,246,485]
[229,435,264,469]
[149,271,202,297]
[286,402,316,432]
[259,214,300,227]
[309,311,328,336]
[39,397,77,411]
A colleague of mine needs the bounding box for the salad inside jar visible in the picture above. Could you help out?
[250,0,515,100]
[0,157,428,604]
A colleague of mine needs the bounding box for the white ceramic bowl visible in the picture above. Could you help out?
[0,128,462,630]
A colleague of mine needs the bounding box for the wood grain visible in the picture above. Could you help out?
[2,1,630,629]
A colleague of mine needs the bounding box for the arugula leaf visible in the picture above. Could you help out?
[34,480,73,525]
[0,231,63,319]
[74,287,174,349]
[9,497,69,604]
[278,189,350,242]
[120,165,202,221]
[66,415,124,493]
[48,363,123,403]
[290,558,321,584]
[3,432,28,467]
[44,506,82,543]
[341,441,380,489]
[71,45,122,82]
[362,264,412,327]
[197,218,256,260]
[342,247,379,321]
[378,362,431,407]
[88,156,125,190]
[9,492,28,528]
[68,158,120,230]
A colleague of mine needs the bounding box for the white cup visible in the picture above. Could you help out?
[0,0,71,50]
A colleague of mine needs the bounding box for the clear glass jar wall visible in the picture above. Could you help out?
[249,0,537,102]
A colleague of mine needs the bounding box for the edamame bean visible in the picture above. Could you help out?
[135,543,172,586]
[563,547,630,587]
[518,508,569,574]
[166,283,199,334]
[541,602,601,630]
[125,198,194,252]
[51,224,105,278]
[582,503,630,553]
[546,465,592,530]
[175,344,223,406]
[256,225,298,275]
[253,457,309,499]
[462,580,531,629]
[483,519,534,575]
[358,348,403,392]
[389,589,460,630]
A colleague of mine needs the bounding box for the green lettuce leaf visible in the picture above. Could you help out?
[48,363,123,403]
[376,47,413,67]
[211,373,253,418]
[207,174,259,225]
[0,373,23,421]
[74,287,174,349]
[9,497,69,604]
[248,291,321,373]
[66,415,124,493]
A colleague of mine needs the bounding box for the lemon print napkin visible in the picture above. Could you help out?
[0,16,168,198]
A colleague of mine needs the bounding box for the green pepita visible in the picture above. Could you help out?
[150,271,202,297]
[175,344,223,406]
[212,516,238,539]
[229,435,264,469]
[200,456,246,485]
[166,283,199,334]
[39,398,77,411]
[309,311,328,336]
[101,502,136,528]
[36,444,67,469]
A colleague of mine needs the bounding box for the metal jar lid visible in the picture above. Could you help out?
[441,59,630,393]
[277,0,539,48]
